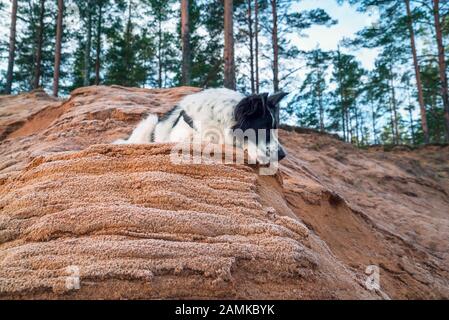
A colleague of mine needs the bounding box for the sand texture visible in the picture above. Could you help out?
[0,86,448,299]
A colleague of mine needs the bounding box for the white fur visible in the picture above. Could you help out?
[116,88,244,145]
[118,114,158,144]
[115,88,282,164]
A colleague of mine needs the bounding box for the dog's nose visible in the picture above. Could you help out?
[277,148,286,161]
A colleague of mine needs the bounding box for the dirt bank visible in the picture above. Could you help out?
[0,86,448,299]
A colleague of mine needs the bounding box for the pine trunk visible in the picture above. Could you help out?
[181,0,191,86]
[318,90,324,132]
[270,0,279,93]
[125,1,133,86]
[405,0,429,143]
[224,0,235,90]
[336,49,346,141]
[354,105,360,146]
[95,3,103,85]
[408,108,415,145]
[33,0,45,89]
[371,102,377,144]
[254,0,259,93]
[158,17,162,88]
[84,1,92,87]
[347,109,352,143]
[248,0,255,93]
[432,0,449,142]
[53,0,63,97]
[5,0,18,94]
[389,64,400,145]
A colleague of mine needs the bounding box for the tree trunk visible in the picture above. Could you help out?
[247,0,255,93]
[432,0,449,142]
[371,101,377,144]
[360,110,366,145]
[124,1,133,86]
[318,95,324,132]
[53,0,63,97]
[390,68,400,144]
[181,0,191,86]
[430,94,442,142]
[201,59,221,87]
[254,0,259,93]
[405,0,429,144]
[84,0,92,87]
[347,108,352,143]
[33,0,45,89]
[224,0,235,90]
[270,0,279,93]
[408,107,415,145]
[354,104,360,146]
[341,106,346,142]
[158,16,163,88]
[336,49,346,141]
[95,2,103,85]
[5,0,18,94]
[317,75,324,132]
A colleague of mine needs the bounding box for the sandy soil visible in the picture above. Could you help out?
[0,86,448,299]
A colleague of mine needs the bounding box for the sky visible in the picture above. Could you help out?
[292,0,378,70]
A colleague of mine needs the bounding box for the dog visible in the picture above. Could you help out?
[115,88,288,163]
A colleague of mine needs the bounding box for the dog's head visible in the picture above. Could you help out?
[232,92,288,164]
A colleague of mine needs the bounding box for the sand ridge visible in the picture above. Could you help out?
[0,86,448,299]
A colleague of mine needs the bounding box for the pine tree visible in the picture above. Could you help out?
[33,0,46,89]
[254,0,259,93]
[363,73,382,144]
[13,0,57,92]
[234,0,257,93]
[181,0,191,85]
[344,0,436,145]
[4,0,18,94]
[405,0,429,143]
[104,0,150,87]
[145,0,177,88]
[94,0,108,85]
[432,0,449,142]
[421,60,446,143]
[224,0,236,89]
[190,0,224,87]
[53,0,64,97]
[269,0,279,93]
[69,0,118,90]
[83,0,93,86]
[286,49,331,132]
[330,50,365,143]
[261,2,335,93]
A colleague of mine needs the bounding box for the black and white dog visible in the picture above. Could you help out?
[116,88,288,163]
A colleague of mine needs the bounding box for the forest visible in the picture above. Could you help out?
[0,0,449,147]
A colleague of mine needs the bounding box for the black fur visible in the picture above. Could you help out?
[181,110,194,129]
[232,92,288,160]
[160,105,180,123]
[149,105,183,142]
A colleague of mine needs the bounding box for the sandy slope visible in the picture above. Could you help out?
[0,86,448,299]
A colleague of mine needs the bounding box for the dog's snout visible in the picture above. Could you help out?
[278,148,286,160]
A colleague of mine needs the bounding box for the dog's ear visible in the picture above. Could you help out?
[234,96,258,119]
[268,92,288,107]
[234,93,269,118]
